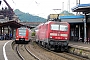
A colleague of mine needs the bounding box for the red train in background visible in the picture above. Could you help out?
[35,21,70,51]
[15,27,31,43]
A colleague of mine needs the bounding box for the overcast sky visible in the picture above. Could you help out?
[0,0,90,18]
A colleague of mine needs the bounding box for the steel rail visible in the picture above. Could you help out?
[24,45,40,60]
[16,44,25,60]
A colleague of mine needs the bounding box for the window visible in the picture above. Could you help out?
[51,24,59,30]
[51,24,68,31]
[60,25,68,31]
[19,29,26,36]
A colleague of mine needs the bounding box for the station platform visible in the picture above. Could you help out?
[69,41,90,51]
[68,41,90,59]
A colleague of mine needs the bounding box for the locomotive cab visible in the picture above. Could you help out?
[49,23,70,50]
[15,27,31,43]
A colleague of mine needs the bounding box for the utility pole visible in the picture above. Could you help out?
[76,0,80,15]
[0,0,1,5]
[62,2,64,12]
[76,0,80,5]
[68,0,70,12]
[79,0,80,4]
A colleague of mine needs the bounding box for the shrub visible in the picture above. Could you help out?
[32,32,35,36]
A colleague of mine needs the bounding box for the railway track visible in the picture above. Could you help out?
[24,44,40,60]
[36,42,89,60]
[12,42,40,60]
[12,41,89,60]
[12,41,67,60]
[27,42,67,60]
[16,44,40,60]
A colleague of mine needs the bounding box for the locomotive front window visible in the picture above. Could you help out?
[51,24,59,30]
[60,25,68,31]
[19,29,26,36]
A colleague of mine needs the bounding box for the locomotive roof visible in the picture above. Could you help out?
[45,21,58,24]
[36,21,69,29]
[38,23,44,26]
[45,21,69,24]
[35,23,44,28]
[18,27,29,29]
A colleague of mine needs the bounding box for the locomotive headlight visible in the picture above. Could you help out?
[17,36,18,37]
[50,36,52,38]
[16,39,19,40]
[65,38,67,39]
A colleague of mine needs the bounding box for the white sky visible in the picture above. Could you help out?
[0,0,90,18]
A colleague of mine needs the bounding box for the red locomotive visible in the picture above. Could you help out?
[15,27,31,43]
[35,23,44,42]
[35,21,70,51]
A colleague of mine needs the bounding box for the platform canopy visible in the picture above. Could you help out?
[72,4,90,14]
[72,4,90,43]
[0,21,34,29]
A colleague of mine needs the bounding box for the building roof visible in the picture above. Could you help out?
[72,4,90,13]
[59,15,84,19]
